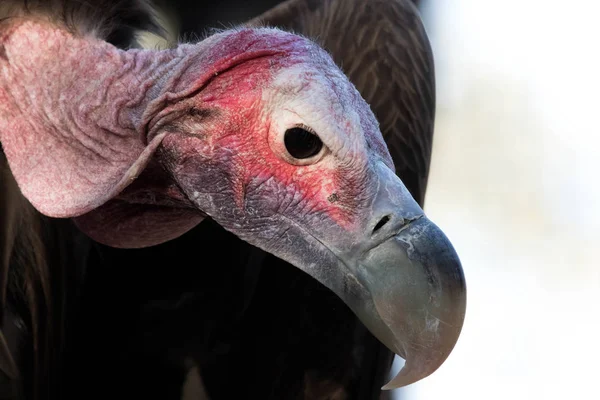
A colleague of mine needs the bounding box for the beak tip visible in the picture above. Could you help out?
[380,363,416,390]
[380,356,442,390]
[381,380,403,390]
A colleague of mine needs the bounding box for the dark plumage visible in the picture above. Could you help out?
[0,0,161,47]
[0,2,460,400]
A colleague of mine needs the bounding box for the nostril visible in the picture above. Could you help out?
[372,215,391,235]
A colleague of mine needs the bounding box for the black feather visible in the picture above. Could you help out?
[0,0,164,47]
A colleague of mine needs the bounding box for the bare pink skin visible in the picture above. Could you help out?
[0,20,169,215]
[0,19,393,248]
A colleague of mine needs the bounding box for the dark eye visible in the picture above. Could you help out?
[284,127,323,160]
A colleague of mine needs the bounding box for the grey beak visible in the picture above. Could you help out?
[358,216,466,389]
[338,163,467,389]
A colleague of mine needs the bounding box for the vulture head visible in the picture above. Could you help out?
[0,8,465,389]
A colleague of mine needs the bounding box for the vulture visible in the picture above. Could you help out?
[0,0,466,399]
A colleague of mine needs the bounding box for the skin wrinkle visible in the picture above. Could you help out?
[5,17,389,250]
[65,37,135,155]
[277,188,306,216]
[68,105,127,164]
[141,50,283,142]
[70,103,130,165]
[105,53,142,135]
[148,102,217,141]
[4,25,137,132]
[128,50,188,137]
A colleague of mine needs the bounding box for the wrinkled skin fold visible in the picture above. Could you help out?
[0,2,466,390]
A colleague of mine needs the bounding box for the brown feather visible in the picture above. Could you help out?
[0,0,163,47]
[0,149,21,387]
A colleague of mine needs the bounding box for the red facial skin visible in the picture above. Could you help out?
[157,33,393,233]
[158,57,366,232]
[0,20,393,248]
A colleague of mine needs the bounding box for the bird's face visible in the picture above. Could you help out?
[162,35,392,249]
[0,19,464,388]
[153,29,466,388]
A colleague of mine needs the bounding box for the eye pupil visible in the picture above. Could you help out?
[284,127,323,160]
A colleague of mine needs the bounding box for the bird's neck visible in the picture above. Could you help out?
[0,19,184,145]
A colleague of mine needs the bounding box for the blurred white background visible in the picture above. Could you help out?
[391,1,600,399]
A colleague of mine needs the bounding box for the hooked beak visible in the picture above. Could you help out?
[353,216,466,389]
[335,163,467,389]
